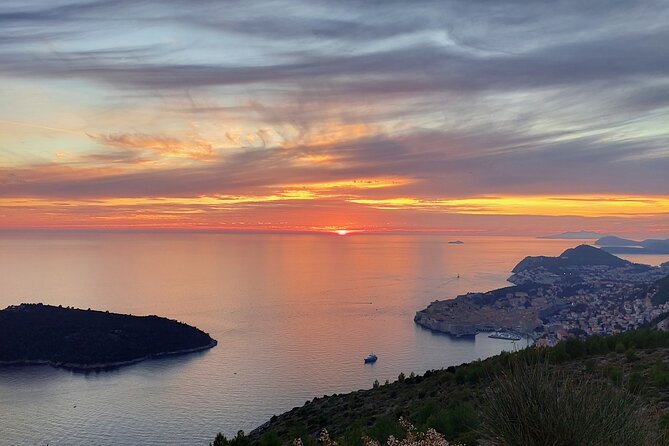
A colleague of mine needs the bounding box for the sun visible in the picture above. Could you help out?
[335,229,350,236]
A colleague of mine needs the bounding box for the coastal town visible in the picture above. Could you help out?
[414,245,669,346]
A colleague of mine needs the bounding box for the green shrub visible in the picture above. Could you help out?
[425,401,478,440]
[607,365,623,386]
[480,361,659,446]
[626,347,640,362]
[651,361,669,388]
[259,430,281,446]
[343,419,366,446]
[414,400,440,426]
[629,371,646,394]
[367,415,404,443]
[584,357,597,373]
[211,430,251,446]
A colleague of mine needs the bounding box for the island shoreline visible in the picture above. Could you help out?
[0,339,218,371]
[0,304,219,372]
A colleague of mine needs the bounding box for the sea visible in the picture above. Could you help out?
[1,232,667,446]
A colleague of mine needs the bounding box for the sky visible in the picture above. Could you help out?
[0,0,668,236]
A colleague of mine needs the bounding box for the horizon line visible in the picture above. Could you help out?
[0,226,666,239]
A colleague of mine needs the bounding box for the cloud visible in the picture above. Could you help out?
[1,30,667,92]
[1,0,668,233]
[0,0,667,96]
[2,126,668,202]
[90,133,215,161]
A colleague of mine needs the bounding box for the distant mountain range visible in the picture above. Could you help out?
[596,236,669,254]
[538,231,604,239]
[537,232,669,254]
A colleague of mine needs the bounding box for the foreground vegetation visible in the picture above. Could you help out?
[213,329,669,445]
[480,361,659,445]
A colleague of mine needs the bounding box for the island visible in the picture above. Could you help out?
[415,245,669,344]
[447,240,464,244]
[0,303,217,370]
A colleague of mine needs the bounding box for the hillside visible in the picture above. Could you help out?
[512,244,630,274]
[654,274,669,306]
[229,330,669,446]
[0,303,217,370]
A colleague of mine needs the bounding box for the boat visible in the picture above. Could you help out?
[488,331,522,341]
[364,353,378,363]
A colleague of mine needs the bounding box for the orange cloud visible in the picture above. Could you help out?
[349,195,669,217]
[284,178,410,191]
[91,133,214,161]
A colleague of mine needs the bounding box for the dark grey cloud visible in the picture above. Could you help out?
[0,0,667,92]
[195,14,427,42]
[1,28,667,93]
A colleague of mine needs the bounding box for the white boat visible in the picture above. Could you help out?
[488,331,522,341]
[364,353,378,363]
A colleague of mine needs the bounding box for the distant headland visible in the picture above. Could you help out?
[415,245,669,342]
[596,236,669,254]
[537,232,669,254]
[0,304,217,371]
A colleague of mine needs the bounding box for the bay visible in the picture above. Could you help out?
[1,233,665,445]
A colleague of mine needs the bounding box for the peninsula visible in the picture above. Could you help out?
[596,236,669,254]
[0,303,217,370]
[415,245,669,344]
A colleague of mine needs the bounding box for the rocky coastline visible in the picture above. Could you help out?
[414,245,669,343]
[414,291,538,337]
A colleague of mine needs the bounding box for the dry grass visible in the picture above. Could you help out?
[479,361,663,446]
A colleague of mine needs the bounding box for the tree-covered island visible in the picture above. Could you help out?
[0,303,217,370]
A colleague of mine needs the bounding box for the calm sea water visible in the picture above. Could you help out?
[1,233,666,446]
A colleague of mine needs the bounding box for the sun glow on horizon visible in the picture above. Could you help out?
[0,1,667,238]
[1,194,667,234]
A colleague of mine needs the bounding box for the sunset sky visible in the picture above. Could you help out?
[1,1,668,235]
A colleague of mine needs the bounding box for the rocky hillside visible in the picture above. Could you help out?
[223,329,669,446]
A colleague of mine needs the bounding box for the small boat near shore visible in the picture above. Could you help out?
[364,353,378,363]
[488,331,522,341]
